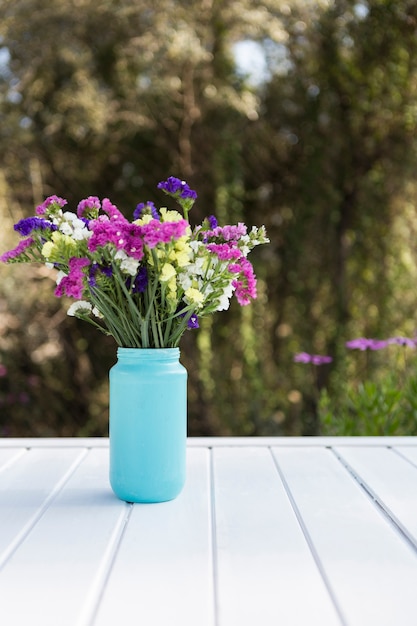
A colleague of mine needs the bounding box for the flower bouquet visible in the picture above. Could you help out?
[1,177,269,348]
[1,176,269,502]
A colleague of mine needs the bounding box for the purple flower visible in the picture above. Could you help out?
[133,201,160,221]
[387,336,417,348]
[126,266,148,294]
[294,352,333,365]
[346,338,388,351]
[311,355,333,365]
[14,217,57,236]
[157,176,197,200]
[176,305,199,329]
[208,215,218,229]
[294,352,312,363]
[187,313,199,329]
[89,263,113,287]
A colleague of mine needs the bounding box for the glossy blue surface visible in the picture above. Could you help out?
[109,348,187,503]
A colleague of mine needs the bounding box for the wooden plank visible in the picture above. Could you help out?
[94,447,215,626]
[0,447,87,568]
[211,447,342,626]
[272,446,417,626]
[0,448,127,626]
[334,446,417,546]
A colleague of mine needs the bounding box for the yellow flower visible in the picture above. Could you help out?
[160,207,183,222]
[167,276,177,293]
[161,276,178,312]
[160,263,176,282]
[168,248,190,267]
[133,214,153,225]
[185,287,205,307]
[41,241,55,259]
[41,232,77,262]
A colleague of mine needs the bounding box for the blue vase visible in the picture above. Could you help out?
[109,347,187,503]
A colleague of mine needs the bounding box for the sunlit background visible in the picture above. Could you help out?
[2,0,417,438]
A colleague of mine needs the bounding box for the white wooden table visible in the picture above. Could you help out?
[1,437,417,626]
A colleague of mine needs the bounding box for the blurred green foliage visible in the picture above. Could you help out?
[2,0,417,436]
[319,346,417,435]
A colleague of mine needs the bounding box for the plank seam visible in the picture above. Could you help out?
[75,502,134,626]
[330,447,417,554]
[269,447,348,626]
[209,447,220,626]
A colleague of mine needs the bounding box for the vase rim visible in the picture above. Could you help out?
[117,347,180,359]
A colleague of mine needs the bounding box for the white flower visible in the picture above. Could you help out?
[72,226,92,241]
[216,283,235,311]
[58,212,91,241]
[56,270,67,285]
[178,273,192,291]
[114,250,139,276]
[67,301,92,316]
[60,222,74,236]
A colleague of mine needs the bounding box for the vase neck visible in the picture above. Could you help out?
[117,347,180,362]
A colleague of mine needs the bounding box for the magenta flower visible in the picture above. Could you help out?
[77,196,101,218]
[55,257,90,299]
[141,219,189,247]
[88,216,128,252]
[206,243,242,261]
[0,238,35,262]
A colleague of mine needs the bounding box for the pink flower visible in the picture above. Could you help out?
[203,223,247,241]
[36,195,67,215]
[230,257,257,305]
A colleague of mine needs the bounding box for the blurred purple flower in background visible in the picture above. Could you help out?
[294,352,333,365]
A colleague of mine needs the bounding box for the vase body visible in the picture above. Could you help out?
[109,348,187,503]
